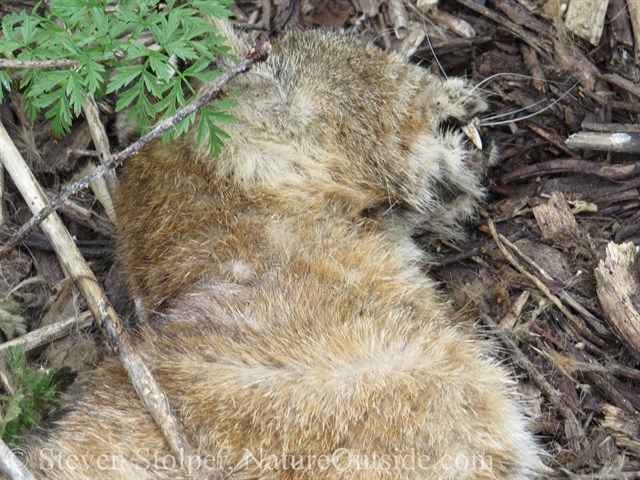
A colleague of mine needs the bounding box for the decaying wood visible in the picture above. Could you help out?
[566,131,640,153]
[429,8,476,38]
[501,157,640,182]
[595,242,640,361]
[486,217,599,344]
[602,404,640,454]
[352,0,380,17]
[387,0,408,38]
[416,0,438,13]
[0,167,5,225]
[627,0,640,64]
[398,22,426,57]
[532,191,579,240]
[601,72,640,98]
[582,122,640,133]
[482,314,585,451]
[564,0,609,46]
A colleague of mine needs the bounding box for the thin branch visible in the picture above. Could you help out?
[485,216,596,342]
[0,42,271,259]
[0,312,93,354]
[0,58,79,69]
[82,94,118,222]
[0,438,35,480]
[0,117,196,478]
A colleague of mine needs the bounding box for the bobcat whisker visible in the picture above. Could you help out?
[480,81,579,127]
[481,98,548,122]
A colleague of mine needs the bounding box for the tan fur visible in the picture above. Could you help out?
[23,25,541,479]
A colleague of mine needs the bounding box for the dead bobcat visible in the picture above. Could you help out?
[22,22,542,479]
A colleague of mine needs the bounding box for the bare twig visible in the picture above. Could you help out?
[0,312,93,354]
[0,120,197,477]
[0,42,271,259]
[482,313,583,439]
[485,217,598,343]
[0,58,79,69]
[0,438,35,480]
[82,95,118,222]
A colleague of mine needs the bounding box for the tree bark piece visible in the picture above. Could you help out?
[595,242,640,361]
[602,404,640,454]
[564,0,609,45]
[566,131,640,152]
[627,0,640,64]
[532,191,579,241]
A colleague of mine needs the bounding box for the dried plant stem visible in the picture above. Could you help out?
[0,120,197,476]
[0,437,35,480]
[0,312,93,354]
[82,95,118,222]
[0,58,79,69]
[0,42,271,259]
[0,166,6,224]
[485,217,595,340]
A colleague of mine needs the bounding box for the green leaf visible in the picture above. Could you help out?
[46,94,72,135]
[65,71,86,115]
[82,59,106,94]
[0,71,11,103]
[148,52,172,81]
[106,64,144,94]
[142,70,169,99]
[115,83,141,112]
[191,0,234,19]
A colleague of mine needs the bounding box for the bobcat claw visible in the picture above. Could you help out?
[462,118,483,150]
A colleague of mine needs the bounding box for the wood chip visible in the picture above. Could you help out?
[627,0,640,64]
[564,0,609,45]
[398,21,426,57]
[352,0,380,17]
[595,242,640,361]
[566,131,640,152]
[532,191,579,240]
[602,404,640,454]
[417,0,438,12]
[608,0,634,46]
[388,0,408,38]
[430,8,476,38]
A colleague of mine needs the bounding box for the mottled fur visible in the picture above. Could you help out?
[23,25,541,479]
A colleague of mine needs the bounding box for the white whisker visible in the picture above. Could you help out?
[480,81,579,127]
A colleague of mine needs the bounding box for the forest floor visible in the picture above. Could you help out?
[1,1,640,478]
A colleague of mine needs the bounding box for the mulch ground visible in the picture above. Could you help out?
[1,1,640,478]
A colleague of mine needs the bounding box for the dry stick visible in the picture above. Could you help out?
[0,312,93,354]
[0,42,271,259]
[82,95,118,222]
[0,437,35,480]
[0,58,79,69]
[482,314,582,435]
[485,217,597,342]
[0,120,199,477]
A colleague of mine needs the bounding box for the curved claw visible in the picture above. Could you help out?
[461,118,483,150]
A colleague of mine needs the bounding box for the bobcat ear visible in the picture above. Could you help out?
[208,17,253,59]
